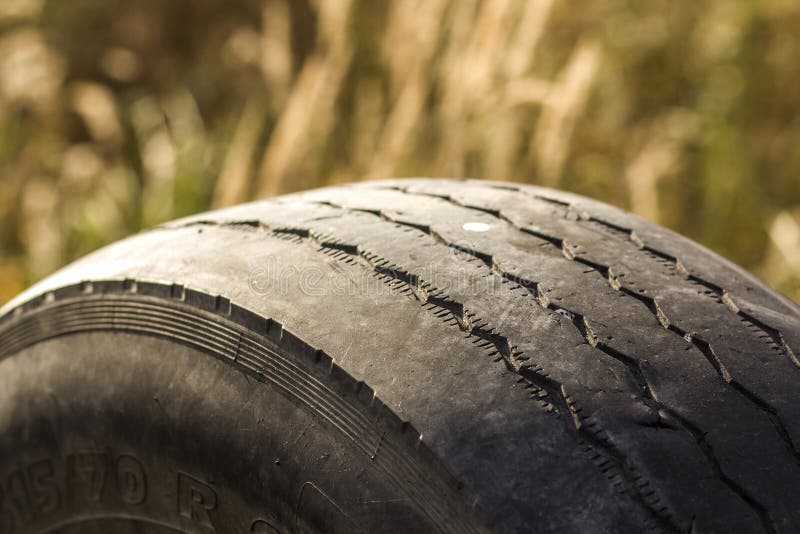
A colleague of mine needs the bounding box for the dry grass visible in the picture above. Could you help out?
[0,0,799,303]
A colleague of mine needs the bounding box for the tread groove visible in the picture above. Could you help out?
[387,186,800,469]
[447,182,797,370]
[579,207,797,371]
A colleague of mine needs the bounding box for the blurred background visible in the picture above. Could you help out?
[1,0,799,304]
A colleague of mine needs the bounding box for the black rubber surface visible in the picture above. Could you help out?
[1,179,799,533]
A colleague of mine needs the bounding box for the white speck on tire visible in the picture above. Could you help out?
[463,222,491,232]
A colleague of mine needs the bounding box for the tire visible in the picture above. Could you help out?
[1,179,799,534]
